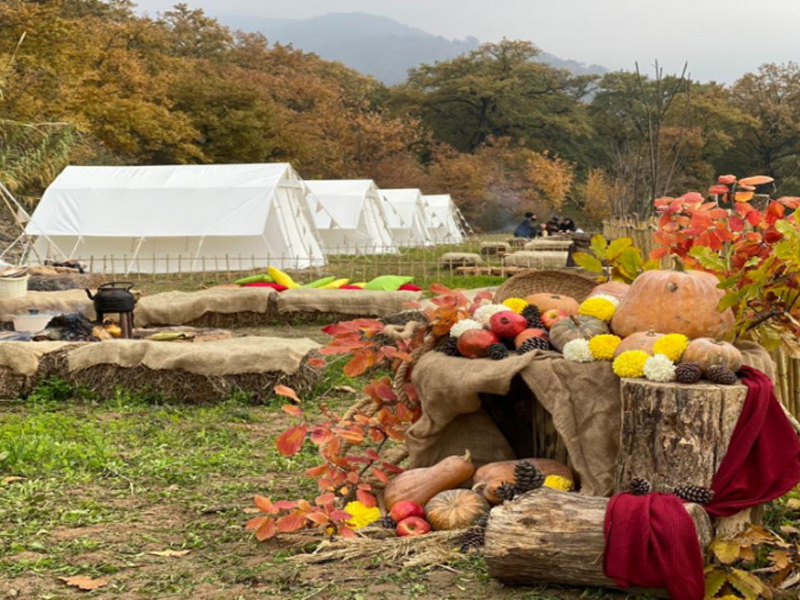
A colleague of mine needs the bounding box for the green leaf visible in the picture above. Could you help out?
[617,247,644,282]
[642,258,661,271]
[718,289,747,312]
[728,568,765,600]
[717,275,740,290]
[590,234,608,261]
[571,252,604,273]
[606,237,633,261]
[710,538,741,565]
[689,246,727,272]
[704,567,728,598]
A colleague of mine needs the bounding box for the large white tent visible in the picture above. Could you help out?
[379,189,432,247]
[25,164,326,273]
[306,180,398,255]
[424,194,466,244]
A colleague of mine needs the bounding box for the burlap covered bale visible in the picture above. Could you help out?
[67,337,322,403]
[0,341,78,398]
[480,242,510,256]
[273,289,424,323]
[134,287,276,328]
[439,253,483,269]
[0,290,95,323]
[523,239,574,252]
[506,237,529,248]
[503,251,568,269]
[407,341,774,497]
[27,270,106,292]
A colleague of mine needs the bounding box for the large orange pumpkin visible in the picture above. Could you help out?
[681,338,743,375]
[590,281,630,302]
[524,293,580,315]
[613,330,665,358]
[610,270,734,340]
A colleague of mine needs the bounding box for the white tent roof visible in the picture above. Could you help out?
[424,194,466,243]
[306,180,397,254]
[26,164,326,272]
[380,189,432,247]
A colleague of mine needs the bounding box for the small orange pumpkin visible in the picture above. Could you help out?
[613,330,665,358]
[424,489,490,530]
[524,293,580,315]
[681,338,743,375]
[591,281,630,302]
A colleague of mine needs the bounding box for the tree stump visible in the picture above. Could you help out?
[484,487,713,589]
[615,378,751,535]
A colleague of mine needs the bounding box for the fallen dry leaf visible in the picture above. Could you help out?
[242,507,261,514]
[59,575,109,591]
[334,385,357,394]
[786,498,800,510]
[149,549,190,557]
[2,476,25,485]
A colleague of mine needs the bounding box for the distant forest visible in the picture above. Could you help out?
[2,0,799,231]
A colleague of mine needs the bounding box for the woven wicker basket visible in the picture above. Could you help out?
[0,275,29,299]
[493,269,597,304]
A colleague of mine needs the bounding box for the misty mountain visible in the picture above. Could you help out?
[220,12,608,85]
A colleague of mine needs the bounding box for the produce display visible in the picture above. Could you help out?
[234,267,421,292]
[383,451,475,510]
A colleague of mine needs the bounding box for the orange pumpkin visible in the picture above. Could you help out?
[424,489,490,530]
[549,315,608,352]
[681,338,743,375]
[384,451,475,510]
[610,270,734,340]
[591,281,630,302]
[524,293,580,316]
[613,330,665,358]
[472,458,574,505]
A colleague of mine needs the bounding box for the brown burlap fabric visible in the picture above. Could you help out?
[275,289,423,317]
[0,341,75,376]
[0,290,95,322]
[134,288,276,327]
[407,341,774,497]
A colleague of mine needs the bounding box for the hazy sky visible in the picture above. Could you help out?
[134,0,800,83]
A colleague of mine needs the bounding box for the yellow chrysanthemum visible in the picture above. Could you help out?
[613,350,650,378]
[343,501,381,530]
[544,475,574,492]
[652,334,690,363]
[502,298,529,314]
[578,297,616,322]
[588,334,622,361]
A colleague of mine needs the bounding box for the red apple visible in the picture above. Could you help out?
[389,500,425,523]
[396,516,431,537]
[514,328,549,349]
[541,309,569,329]
[456,329,499,359]
[489,311,528,339]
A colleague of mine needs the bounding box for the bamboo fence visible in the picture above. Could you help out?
[604,216,800,419]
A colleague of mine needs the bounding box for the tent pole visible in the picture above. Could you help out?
[126,237,145,275]
[0,233,24,261]
[0,181,69,264]
[190,236,205,271]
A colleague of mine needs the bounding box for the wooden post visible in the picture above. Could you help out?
[484,487,712,589]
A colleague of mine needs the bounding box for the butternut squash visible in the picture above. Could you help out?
[384,451,474,510]
[472,458,574,505]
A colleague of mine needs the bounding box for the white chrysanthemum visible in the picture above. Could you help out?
[450,318,484,338]
[589,293,620,307]
[472,304,513,326]
[644,354,676,382]
[563,339,593,363]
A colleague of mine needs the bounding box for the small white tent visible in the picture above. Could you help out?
[306,180,398,255]
[424,194,466,244]
[25,164,326,273]
[379,189,432,247]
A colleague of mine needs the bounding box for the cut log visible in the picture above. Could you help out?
[484,487,712,589]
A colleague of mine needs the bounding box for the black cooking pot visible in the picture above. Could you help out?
[86,281,136,313]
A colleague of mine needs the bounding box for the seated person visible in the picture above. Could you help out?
[513,212,540,238]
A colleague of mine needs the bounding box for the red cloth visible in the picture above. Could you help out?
[242,282,288,291]
[706,365,800,517]
[604,493,705,599]
[338,285,364,290]
[399,284,422,291]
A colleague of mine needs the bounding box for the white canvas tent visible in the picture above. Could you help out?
[424,194,466,244]
[25,164,326,273]
[306,180,398,255]
[379,189,432,247]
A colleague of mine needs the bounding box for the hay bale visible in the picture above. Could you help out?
[503,251,569,269]
[27,273,106,292]
[506,237,529,248]
[480,242,511,256]
[0,367,34,399]
[440,252,483,269]
[274,290,424,323]
[523,239,574,252]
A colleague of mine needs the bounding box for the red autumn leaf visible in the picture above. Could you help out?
[276,424,307,456]
[746,210,762,227]
[246,515,268,531]
[306,512,330,526]
[718,174,737,185]
[329,510,352,522]
[738,175,775,186]
[316,492,336,505]
[369,428,386,443]
[255,518,277,541]
[729,215,745,232]
[650,246,671,260]
[306,464,328,478]
[343,352,371,378]
[371,467,390,484]
[309,427,333,446]
[734,202,755,216]
[346,470,360,484]
[337,428,365,444]
[274,385,301,403]
[708,185,730,195]
[282,405,303,417]
[254,495,274,514]
[736,191,755,202]
[357,490,376,507]
[276,511,306,533]
[272,500,299,511]
[307,357,326,369]
[338,526,358,539]
[777,196,800,209]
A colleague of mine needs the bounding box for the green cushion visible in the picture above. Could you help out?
[363,275,414,291]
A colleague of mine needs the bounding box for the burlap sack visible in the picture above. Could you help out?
[0,341,75,376]
[67,337,319,377]
[407,341,774,497]
[0,290,95,322]
[275,289,423,317]
[503,251,568,268]
[134,288,275,327]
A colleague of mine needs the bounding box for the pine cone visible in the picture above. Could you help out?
[514,461,545,493]
[675,363,702,384]
[460,526,486,552]
[674,484,715,505]
[496,481,518,503]
[707,365,738,385]
[521,304,542,322]
[377,516,396,529]
[488,343,509,360]
[629,477,652,496]
[517,337,550,355]
[439,337,461,357]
